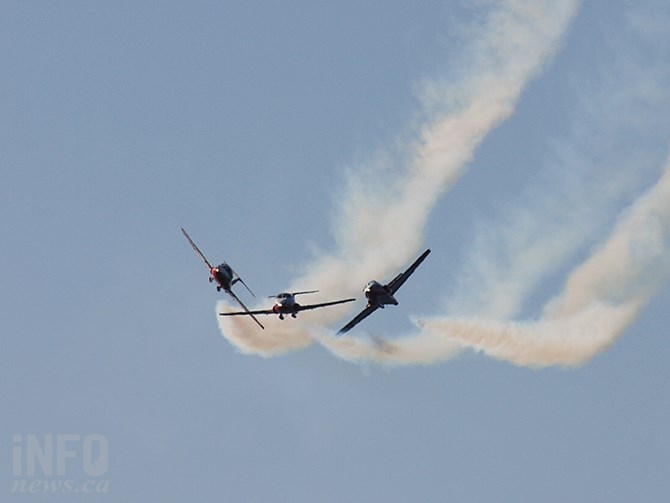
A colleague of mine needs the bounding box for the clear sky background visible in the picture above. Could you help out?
[2,1,669,502]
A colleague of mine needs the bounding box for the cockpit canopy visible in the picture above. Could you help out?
[217,263,233,276]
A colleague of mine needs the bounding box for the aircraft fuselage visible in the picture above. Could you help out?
[364,281,398,309]
[271,293,300,318]
[210,263,235,292]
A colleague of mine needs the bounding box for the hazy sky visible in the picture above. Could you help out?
[2,1,670,501]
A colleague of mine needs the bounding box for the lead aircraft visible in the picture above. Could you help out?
[181,227,265,330]
[219,290,355,321]
[337,249,431,334]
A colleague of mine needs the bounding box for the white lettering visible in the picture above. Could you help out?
[83,434,108,476]
[12,434,22,476]
[27,434,52,476]
[28,479,41,493]
[11,479,27,493]
[55,434,79,476]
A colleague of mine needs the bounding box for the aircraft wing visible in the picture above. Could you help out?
[232,271,256,298]
[295,298,356,312]
[386,249,431,294]
[219,309,275,316]
[337,304,379,335]
[181,227,213,270]
[225,290,265,330]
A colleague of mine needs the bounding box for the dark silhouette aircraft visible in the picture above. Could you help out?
[337,249,431,334]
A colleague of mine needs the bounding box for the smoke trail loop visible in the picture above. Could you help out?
[217,0,583,357]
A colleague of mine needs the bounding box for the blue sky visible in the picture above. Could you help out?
[2,1,670,501]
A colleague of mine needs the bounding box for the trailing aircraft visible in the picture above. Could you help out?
[337,249,431,334]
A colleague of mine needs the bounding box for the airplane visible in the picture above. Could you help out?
[219,290,355,320]
[181,227,265,330]
[337,249,431,335]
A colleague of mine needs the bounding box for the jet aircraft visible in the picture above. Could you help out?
[181,227,265,329]
[219,290,355,320]
[337,249,431,334]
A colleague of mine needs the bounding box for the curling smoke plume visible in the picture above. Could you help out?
[419,155,670,367]
[218,0,582,356]
[443,4,670,322]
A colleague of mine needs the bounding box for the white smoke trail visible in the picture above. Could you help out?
[315,325,464,366]
[419,154,670,367]
[322,155,670,367]
[443,25,670,322]
[218,0,582,355]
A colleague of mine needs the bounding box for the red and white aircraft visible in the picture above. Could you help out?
[181,227,265,329]
[219,290,355,321]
